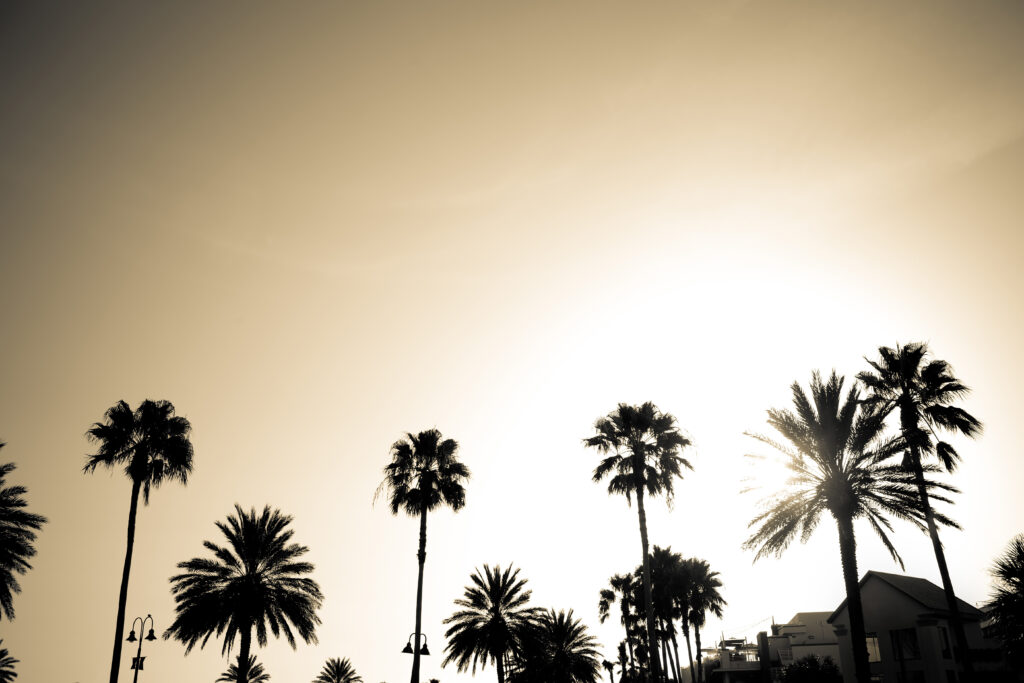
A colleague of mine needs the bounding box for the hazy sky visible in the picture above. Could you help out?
[3,2,1024,682]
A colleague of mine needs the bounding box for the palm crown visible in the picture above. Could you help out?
[0,446,47,621]
[314,657,363,683]
[217,655,270,683]
[377,429,469,516]
[984,534,1024,666]
[0,639,17,683]
[511,609,601,683]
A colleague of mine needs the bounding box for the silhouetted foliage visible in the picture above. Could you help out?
[217,655,269,683]
[508,609,601,683]
[0,639,16,682]
[780,654,841,683]
[680,558,724,683]
[985,534,1024,667]
[0,444,47,621]
[442,564,542,682]
[744,371,958,683]
[313,657,363,683]
[84,399,193,683]
[585,402,692,681]
[163,505,322,683]
[598,573,642,675]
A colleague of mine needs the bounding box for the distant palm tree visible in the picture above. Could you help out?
[858,342,982,679]
[984,534,1024,668]
[683,560,724,683]
[442,564,541,682]
[585,403,692,682]
[376,429,470,683]
[510,609,601,683]
[0,444,47,621]
[598,573,640,672]
[84,400,194,683]
[314,657,363,683]
[744,371,958,683]
[163,505,323,683]
[0,639,17,682]
[217,655,270,683]
[602,659,616,683]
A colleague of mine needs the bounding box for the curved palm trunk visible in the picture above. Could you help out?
[411,504,428,683]
[909,444,974,682]
[692,624,702,683]
[681,617,695,683]
[634,484,661,683]
[236,629,252,683]
[109,478,141,683]
[836,514,871,683]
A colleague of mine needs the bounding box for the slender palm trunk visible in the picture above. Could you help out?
[658,618,670,681]
[635,483,661,683]
[836,514,870,683]
[236,628,252,683]
[692,624,702,683]
[627,630,636,672]
[909,443,974,681]
[670,626,683,683]
[109,478,141,683]
[411,504,428,683]
[681,617,695,683]
[496,648,505,683]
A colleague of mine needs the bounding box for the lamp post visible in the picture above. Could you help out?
[402,632,430,656]
[125,614,157,683]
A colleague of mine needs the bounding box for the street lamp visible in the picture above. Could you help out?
[402,632,430,656]
[125,614,157,683]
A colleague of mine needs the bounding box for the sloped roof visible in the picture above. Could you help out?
[827,570,985,624]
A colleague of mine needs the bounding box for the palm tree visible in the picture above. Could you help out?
[376,429,470,683]
[602,659,616,683]
[0,640,17,682]
[683,560,724,683]
[585,403,692,681]
[163,505,323,683]
[510,609,602,683]
[984,534,1024,668]
[858,342,982,679]
[744,371,958,683]
[0,444,47,621]
[217,655,270,683]
[84,399,194,683]
[314,657,363,683]
[598,573,640,672]
[442,564,542,682]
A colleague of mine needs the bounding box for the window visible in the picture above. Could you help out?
[866,633,882,663]
[891,628,921,661]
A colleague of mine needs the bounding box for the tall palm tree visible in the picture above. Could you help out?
[376,429,470,683]
[744,371,958,683]
[163,505,323,683]
[443,564,542,682]
[314,657,363,683]
[83,399,194,683]
[510,609,602,683]
[683,560,724,683]
[0,640,17,682]
[858,342,982,679]
[0,444,47,621]
[585,402,692,682]
[217,655,270,683]
[984,534,1024,668]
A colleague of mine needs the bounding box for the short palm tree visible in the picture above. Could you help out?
[84,399,194,683]
[376,429,470,683]
[443,564,542,682]
[314,657,363,683]
[163,505,323,683]
[0,639,17,682]
[858,343,982,678]
[217,655,270,683]
[0,444,47,621]
[984,534,1024,668]
[585,402,692,681]
[510,609,601,683]
[744,371,958,683]
[684,559,724,683]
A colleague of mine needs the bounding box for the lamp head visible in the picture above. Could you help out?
[126,630,137,643]
[145,628,157,641]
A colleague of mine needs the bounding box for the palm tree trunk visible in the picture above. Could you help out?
[681,617,695,683]
[236,628,251,683]
[659,618,670,681]
[411,504,428,683]
[496,647,505,683]
[836,514,871,683]
[909,444,974,682]
[670,626,683,683]
[692,624,702,683]
[627,632,636,673]
[635,484,661,683]
[109,478,141,683]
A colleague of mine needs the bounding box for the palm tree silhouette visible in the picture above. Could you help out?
[585,403,692,682]
[598,573,640,673]
[0,639,17,683]
[0,444,47,622]
[83,400,193,683]
[744,371,958,683]
[602,659,616,683]
[442,564,541,682]
[217,655,270,683]
[314,657,363,683]
[163,505,323,683]
[510,609,601,683]
[682,559,724,683]
[984,534,1024,668]
[858,343,982,679]
[376,429,470,683]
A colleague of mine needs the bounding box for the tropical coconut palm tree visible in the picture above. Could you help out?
[84,399,194,683]
[0,444,47,621]
[0,639,17,682]
[314,657,363,683]
[217,655,270,683]
[585,402,692,681]
[163,505,323,683]
[984,534,1024,668]
[744,371,958,683]
[376,429,470,683]
[509,609,601,683]
[442,564,542,682]
[858,342,982,679]
[684,560,724,683]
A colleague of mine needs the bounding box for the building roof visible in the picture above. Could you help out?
[785,611,833,626]
[827,570,985,624]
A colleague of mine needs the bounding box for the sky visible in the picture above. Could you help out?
[2,1,1024,682]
